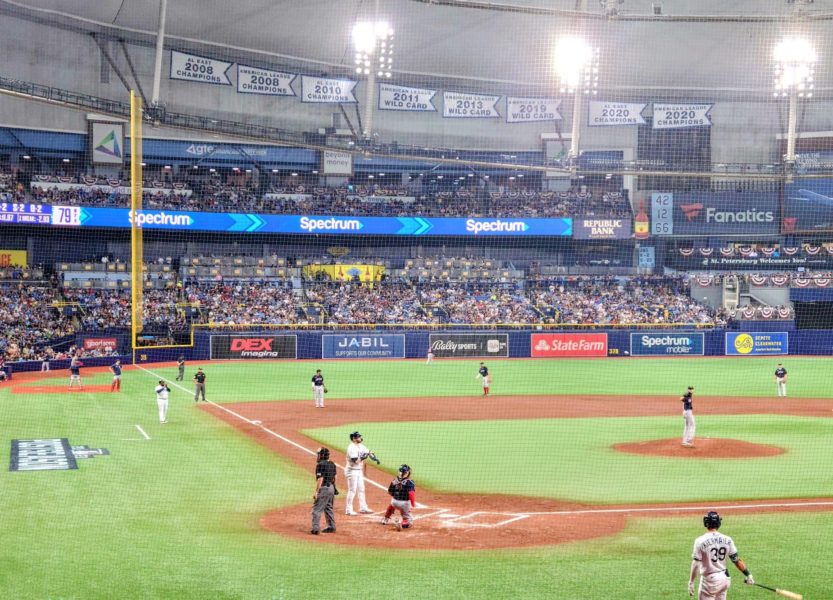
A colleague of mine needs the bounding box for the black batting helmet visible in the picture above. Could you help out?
[349,431,362,441]
[317,447,330,460]
[703,511,722,529]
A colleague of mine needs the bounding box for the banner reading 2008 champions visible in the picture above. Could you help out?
[170,50,232,86]
[237,65,296,96]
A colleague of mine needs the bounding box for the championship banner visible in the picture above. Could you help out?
[90,122,124,165]
[443,92,500,118]
[630,333,704,356]
[169,50,232,86]
[378,83,437,111]
[429,333,508,358]
[322,334,405,359]
[531,333,608,357]
[572,217,632,240]
[652,103,713,129]
[0,249,28,267]
[506,97,562,123]
[321,150,353,176]
[725,332,788,356]
[588,101,647,126]
[210,334,297,359]
[301,76,357,103]
[237,65,296,96]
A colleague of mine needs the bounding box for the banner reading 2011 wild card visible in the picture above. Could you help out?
[378,83,437,111]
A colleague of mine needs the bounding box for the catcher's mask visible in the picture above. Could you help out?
[398,464,411,477]
[317,447,330,461]
[703,511,722,529]
[350,431,362,441]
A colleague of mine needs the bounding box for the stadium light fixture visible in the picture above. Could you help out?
[352,21,394,78]
[554,36,599,95]
[22,155,30,160]
[774,37,816,98]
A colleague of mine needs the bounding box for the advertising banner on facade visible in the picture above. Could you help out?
[428,333,509,358]
[725,332,788,356]
[210,335,297,359]
[630,333,704,356]
[572,217,632,239]
[90,122,124,165]
[322,334,405,359]
[670,192,779,235]
[531,333,608,357]
[0,249,28,267]
[82,337,119,353]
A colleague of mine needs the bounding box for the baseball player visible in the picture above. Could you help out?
[176,355,186,381]
[193,367,206,402]
[310,447,337,535]
[311,369,326,408]
[681,386,695,447]
[344,431,373,516]
[381,464,416,530]
[426,348,435,364]
[68,355,83,390]
[477,362,490,396]
[774,363,788,397]
[109,359,122,392]
[155,380,170,424]
[688,511,754,599]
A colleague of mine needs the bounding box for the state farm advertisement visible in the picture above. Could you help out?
[531,333,608,357]
[210,334,297,359]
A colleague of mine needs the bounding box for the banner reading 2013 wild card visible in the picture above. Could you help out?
[443,92,500,118]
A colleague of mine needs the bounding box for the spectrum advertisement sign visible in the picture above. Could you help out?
[630,333,704,356]
[7,204,573,237]
[210,335,297,359]
[322,334,405,359]
[531,333,608,357]
[725,332,788,356]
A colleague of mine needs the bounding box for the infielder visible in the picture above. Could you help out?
[109,359,122,392]
[681,386,695,447]
[426,349,435,364]
[311,369,326,408]
[345,431,373,515]
[688,511,754,599]
[68,355,83,389]
[774,363,787,397]
[155,380,169,424]
[381,464,416,529]
[477,362,490,396]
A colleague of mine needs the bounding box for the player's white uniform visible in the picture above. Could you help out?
[691,531,738,600]
[345,441,370,514]
[155,385,169,424]
[775,367,787,397]
[426,350,434,364]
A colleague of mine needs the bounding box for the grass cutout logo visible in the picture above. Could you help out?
[95,130,122,158]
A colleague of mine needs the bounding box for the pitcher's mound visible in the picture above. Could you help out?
[613,438,785,459]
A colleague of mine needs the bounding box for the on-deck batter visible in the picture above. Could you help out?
[345,431,373,515]
[689,511,754,599]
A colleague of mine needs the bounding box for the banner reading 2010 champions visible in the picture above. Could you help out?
[301,76,357,103]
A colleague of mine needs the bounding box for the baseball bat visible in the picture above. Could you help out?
[754,582,802,600]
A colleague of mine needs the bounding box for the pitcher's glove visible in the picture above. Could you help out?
[323,387,328,394]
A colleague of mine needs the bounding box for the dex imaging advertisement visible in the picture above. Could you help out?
[322,334,405,359]
[429,334,508,358]
[210,335,297,359]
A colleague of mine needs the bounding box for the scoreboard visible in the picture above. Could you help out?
[0,202,52,225]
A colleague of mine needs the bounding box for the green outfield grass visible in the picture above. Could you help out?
[1,357,831,599]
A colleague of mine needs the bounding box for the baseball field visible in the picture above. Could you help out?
[1,356,831,599]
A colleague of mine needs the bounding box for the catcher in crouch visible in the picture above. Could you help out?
[381,464,416,529]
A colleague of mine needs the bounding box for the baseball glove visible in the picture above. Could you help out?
[323,387,328,394]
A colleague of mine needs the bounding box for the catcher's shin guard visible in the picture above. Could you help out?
[401,518,411,529]
[384,505,395,520]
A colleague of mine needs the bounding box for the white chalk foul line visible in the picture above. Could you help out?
[521,500,833,517]
[135,364,415,502]
[135,424,150,440]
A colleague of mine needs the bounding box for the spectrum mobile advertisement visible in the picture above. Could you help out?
[630,333,704,356]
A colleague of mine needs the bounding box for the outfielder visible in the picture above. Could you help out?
[344,431,373,515]
[681,386,695,447]
[477,362,490,396]
[109,359,122,392]
[176,355,185,381]
[688,511,754,599]
[381,464,416,529]
[426,349,435,364]
[311,369,326,408]
[155,380,169,424]
[774,363,787,397]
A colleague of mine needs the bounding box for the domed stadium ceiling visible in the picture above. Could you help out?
[2,0,832,97]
